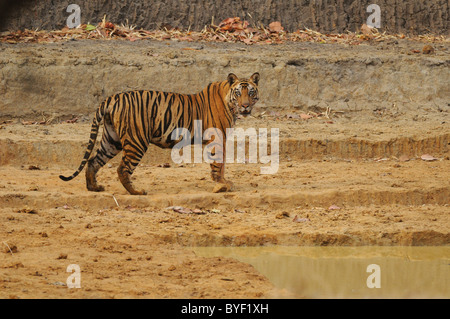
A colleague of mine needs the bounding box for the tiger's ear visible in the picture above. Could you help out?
[227,73,238,86]
[250,72,260,85]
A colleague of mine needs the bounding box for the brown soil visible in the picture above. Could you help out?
[1,111,449,299]
[0,37,449,299]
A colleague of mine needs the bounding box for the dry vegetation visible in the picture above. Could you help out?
[1,16,448,48]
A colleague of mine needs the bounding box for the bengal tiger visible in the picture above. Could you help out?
[59,73,260,195]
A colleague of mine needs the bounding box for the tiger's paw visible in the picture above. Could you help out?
[129,189,147,196]
[212,181,234,193]
[87,185,105,192]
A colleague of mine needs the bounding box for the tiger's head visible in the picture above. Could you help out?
[227,72,260,116]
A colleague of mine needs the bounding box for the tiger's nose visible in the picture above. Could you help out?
[242,103,250,108]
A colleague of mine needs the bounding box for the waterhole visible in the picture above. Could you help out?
[193,246,449,298]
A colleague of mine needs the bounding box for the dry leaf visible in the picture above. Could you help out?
[1,17,446,47]
[269,21,284,33]
[104,22,115,30]
[166,206,205,214]
[300,113,313,120]
[422,45,434,54]
[328,205,341,210]
[219,17,236,26]
[64,118,78,124]
[421,154,438,161]
[360,24,374,36]
[286,113,300,119]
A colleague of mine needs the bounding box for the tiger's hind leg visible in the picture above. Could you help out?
[86,114,122,192]
[117,142,148,195]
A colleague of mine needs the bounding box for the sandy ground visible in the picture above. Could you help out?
[1,108,449,299]
[0,35,449,298]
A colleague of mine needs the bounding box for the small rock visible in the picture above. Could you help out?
[276,211,290,219]
[292,215,309,223]
[50,281,67,287]
[168,265,176,271]
[17,207,38,214]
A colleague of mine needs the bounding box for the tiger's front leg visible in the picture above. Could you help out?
[207,136,234,193]
[210,161,234,193]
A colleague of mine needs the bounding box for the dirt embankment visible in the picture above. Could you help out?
[0,39,448,120]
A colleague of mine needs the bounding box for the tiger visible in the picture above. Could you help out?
[59,72,260,195]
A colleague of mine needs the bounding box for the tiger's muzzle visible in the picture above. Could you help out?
[239,102,252,115]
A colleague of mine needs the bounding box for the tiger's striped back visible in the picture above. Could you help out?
[108,81,235,149]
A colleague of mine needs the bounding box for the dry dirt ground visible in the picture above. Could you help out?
[0,39,449,299]
[1,111,449,299]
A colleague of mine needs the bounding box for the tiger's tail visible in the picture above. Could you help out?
[59,100,107,182]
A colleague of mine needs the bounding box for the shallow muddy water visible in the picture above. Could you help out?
[193,246,450,298]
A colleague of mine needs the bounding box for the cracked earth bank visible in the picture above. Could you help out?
[0,38,449,298]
